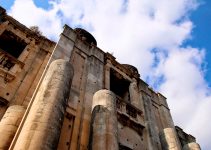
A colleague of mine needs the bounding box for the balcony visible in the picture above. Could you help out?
[116,95,145,135]
[0,48,24,82]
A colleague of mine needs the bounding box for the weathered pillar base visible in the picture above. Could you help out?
[0,105,25,150]
[90,89,118,150]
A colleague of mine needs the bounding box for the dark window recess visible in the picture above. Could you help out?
[0,96,9,105]
[0,30,27,58]
[119,144,133,150]
[126,104,137,118]
[110,68,130,102]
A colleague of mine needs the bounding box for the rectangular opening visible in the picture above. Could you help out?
[126,104,137,118]
[0,96,9,105]
[0,30,27,58]
[110,68,130,102]
[119,144,133,150]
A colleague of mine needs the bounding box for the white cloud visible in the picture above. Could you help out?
[8,0,211,149]
[150,47,211,149]
[9,0,62,40]
[159,48,205,123]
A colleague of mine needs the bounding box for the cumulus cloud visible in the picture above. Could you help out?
[158,48,211,149]
[9,0,62,39]
[8,0,211,149]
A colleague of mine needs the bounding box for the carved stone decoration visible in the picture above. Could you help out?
[117,113,144,136]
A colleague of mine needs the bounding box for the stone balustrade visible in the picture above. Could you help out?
[0,48,24,70]
[0,48,24,82]
[116,96,143,121]
[116,95,145,136]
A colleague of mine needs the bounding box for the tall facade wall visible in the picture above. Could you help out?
[52,25,200,150]
[47,25,182,149]
[0,7,55,118]
[0,6,200,150]
[0,7,55,149]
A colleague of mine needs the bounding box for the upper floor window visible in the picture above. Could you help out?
[110,68,130,102]
[119,144,133,150]
[0,30,27,58]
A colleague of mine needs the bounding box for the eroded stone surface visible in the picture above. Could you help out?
[0,105,25,150]
[90,90,118,150]
[183,142,201,150]
[12,59,73,150]
[160,128,182,150]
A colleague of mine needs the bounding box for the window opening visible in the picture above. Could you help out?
[110,68,130,102]
[0,30,27,58]
[126,104,137,118]
[119,144,133,150]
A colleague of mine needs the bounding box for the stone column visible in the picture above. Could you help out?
[183,142,201,150]
[129,78,142,109]
[160,128,182,150]
[12,59,74,150]
[90,89,118,150]
[0,105,25,150]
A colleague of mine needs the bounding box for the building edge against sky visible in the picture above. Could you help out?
[0,6,201,150]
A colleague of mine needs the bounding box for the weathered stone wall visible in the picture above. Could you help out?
[137,77,181,150]
[50,25,105,150]
[48,26,199,149]
[118,123,145,150]
[143,92,162,150]
[74,49,104,150]
[0,11,55,119]
[160,128,182,150]
[129,78,142,109]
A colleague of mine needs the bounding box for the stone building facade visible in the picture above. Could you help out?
[0,6,200,150]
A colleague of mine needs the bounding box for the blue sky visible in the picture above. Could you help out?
[183,0,211,87]
[0,0,211,149]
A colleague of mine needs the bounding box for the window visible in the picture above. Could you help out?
[110,68,130,102]
[119,144,133,150]
[0,30,27,58]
